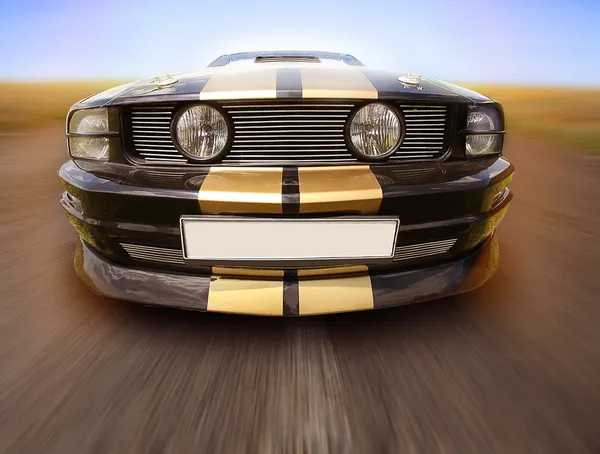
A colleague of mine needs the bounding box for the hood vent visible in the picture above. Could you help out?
[255,55,321,64]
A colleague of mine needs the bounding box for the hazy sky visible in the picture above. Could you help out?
[1,0,599,85]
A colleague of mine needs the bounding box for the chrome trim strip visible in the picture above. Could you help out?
[67,131,119,137]
[221,104,356,108]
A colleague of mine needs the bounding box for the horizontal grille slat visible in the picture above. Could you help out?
[131,115,172,119]
[133,140,176,144]
[134,142,177,148]
[234,127,344,132]
[231,143,347,148]
[139,153,184,158]
[231,114,349,119]
[226,154,356,159]
[235,120,346,125]
[138,148,183,158]
[128,102,450,165]
[235,134,344,139]
[399,146,443,150]
[405,132,443,135]
[143,157,187,162]
[401,109,446,113]
[229,109,352,114]
[234,139,346,143]
[222,104,356,108]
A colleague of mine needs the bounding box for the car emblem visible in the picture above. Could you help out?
[152,74,178,88]
[398,73,422,88]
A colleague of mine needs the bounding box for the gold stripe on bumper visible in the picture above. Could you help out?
[298,275,374,315]
[207,276,284,316]
[198,167,283,214]
[300,66,378,99]
[298,166,383,214]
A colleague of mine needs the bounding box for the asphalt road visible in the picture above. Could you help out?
[1,128,599,454]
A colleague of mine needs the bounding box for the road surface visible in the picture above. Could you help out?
[1,128,599,453]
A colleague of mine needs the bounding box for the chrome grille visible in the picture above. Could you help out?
[400,104,447,155]
[223,102,354,163]
[121,243,185,265]
[120,239,456,266]
[129,105,183,163]
[127,102,450,165]
[393,238,457,262]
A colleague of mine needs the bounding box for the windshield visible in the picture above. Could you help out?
[208,51,364,67]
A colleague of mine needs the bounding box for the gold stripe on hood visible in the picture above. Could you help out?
[300,66,378,99]
[298,166,383,214]
[199,66,278,100]
[198,167,283,214]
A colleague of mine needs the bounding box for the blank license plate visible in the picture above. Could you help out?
[180,216,399,266]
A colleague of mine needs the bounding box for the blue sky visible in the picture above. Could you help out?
[1,0,599,85]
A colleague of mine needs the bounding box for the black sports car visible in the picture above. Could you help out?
[58,50,514,316]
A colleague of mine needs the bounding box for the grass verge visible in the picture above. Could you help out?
[466,85,600,153]
[0,81,128,132]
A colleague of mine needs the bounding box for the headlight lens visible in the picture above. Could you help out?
[175,105,229,160]
[349,103,402,159]
[68,108,110,160]
[465,106,503,156]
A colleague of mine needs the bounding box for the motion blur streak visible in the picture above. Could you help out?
[0,127,599,453]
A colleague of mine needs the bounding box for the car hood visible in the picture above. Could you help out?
[75,61,490,108]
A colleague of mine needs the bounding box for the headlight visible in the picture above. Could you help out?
[348,103,402,160]
[174,105,230,161]
[465,105,504,156]
[68,108,111,160]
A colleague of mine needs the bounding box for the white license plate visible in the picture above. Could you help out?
[180,216,399,266]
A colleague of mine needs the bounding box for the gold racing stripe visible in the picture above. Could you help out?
[198,167,283,214]
[199,66,278,100]
[298,166,383,214]
[300,66,378,99]
[207,276,284,316]
[298,274,374,315]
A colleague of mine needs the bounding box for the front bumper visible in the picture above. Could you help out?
[59,156,513,314]
[74,233,499,316]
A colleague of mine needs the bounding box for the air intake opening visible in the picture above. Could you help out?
[255,55,321,63]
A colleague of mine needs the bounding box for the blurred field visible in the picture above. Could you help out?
[0,82,598,153]
[0,81,127,132]
[467,85,600,153]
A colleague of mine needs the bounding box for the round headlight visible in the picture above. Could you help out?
[174,105,230,161]
[348,103,402,160]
